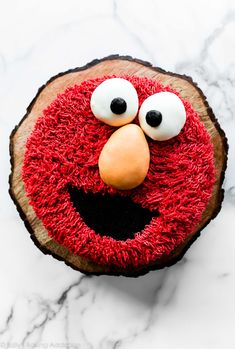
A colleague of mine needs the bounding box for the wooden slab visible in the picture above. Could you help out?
[9,55,228,276]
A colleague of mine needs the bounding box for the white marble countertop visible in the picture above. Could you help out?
[0,0,235,348]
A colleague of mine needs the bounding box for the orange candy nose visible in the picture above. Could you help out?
[98,124,150,190]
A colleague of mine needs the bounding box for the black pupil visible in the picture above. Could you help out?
[110,97,127,115]
[146,110,162,127]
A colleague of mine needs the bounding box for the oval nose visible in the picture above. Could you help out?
[98,124,150,190]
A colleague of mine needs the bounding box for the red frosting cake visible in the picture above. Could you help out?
[9,56,227,276]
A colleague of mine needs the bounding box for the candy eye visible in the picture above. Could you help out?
[90,78,139,126]
[138,92,186,141]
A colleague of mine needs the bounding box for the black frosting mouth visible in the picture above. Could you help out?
[68,186,158,241]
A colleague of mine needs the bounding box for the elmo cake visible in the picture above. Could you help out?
[9,56,227,276]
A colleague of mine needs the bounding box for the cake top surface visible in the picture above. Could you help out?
[22,75,215,270]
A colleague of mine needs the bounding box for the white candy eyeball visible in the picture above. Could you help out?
[90,78,139,126]
[138,92,186,141]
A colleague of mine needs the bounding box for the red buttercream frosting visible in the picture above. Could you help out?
[22,75,215,270]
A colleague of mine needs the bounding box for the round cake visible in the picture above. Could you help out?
[9,56,228,276]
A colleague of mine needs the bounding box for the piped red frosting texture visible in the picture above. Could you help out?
[22,75,216,270]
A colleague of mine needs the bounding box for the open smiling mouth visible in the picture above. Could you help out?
[68,186,158,241]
